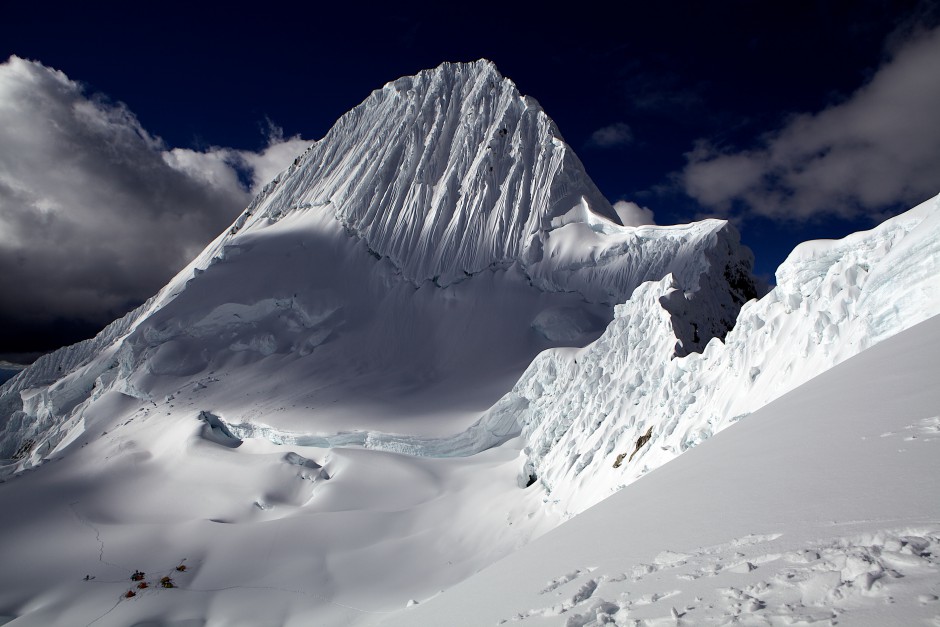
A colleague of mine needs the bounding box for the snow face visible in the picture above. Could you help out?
[230,59,620,289]
[491,193,940,517]
[379,313,940,626]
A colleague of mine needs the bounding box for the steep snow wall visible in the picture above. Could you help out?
[0,300,154,462]
[481,194,940,516]
[227,60,755,311]
[234,60,619,288]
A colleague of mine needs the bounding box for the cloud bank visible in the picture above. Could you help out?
[613,200,656,226]
[682,26,940,222]
[0,56,310,350]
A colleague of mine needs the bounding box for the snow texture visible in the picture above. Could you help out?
[379,312,940,626]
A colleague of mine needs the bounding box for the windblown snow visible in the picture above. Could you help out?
[0,59,936,627]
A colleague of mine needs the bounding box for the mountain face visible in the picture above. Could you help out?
[255,59,619,287]
[0,60,757,472]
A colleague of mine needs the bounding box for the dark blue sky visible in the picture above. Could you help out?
[1,1,938,355]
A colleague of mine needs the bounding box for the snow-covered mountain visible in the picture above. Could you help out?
[0,59,756,473]
[0,60,937,627]
[490,194,940,517]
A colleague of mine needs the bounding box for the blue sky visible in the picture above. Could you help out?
[1,1,938,354]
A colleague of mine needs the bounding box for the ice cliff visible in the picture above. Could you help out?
[487,194,940,516]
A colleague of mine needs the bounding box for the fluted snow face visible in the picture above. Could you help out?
[240,60,618,286]
[493,194,940,517]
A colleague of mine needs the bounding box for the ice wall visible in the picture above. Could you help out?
[492,194,940,516]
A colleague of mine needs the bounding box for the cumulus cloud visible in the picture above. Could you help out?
[587,122,633,148]
[613,200,656,226]
[0,56,311,350]
[682,25,940,221]
[163,124,310,197]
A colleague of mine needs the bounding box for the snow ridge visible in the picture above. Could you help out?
[522,210,757,351]
[0,299,153,464]
[493,194,940,517]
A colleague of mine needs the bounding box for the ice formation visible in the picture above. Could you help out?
[486,194,940,516]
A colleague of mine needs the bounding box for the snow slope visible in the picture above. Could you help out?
[379,312,940,627]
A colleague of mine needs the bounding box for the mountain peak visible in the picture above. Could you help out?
[229,59,619,287]
[386,59,503,91]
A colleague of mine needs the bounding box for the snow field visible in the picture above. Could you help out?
[381,313,940,626]
[0,391,559,626]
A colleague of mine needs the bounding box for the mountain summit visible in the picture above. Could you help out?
[245,59,620,287]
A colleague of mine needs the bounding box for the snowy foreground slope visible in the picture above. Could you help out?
[380,313,940,627]
[0,59,937,627]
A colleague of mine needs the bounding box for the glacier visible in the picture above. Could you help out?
[0,59,937,627]
[485,193,940,516]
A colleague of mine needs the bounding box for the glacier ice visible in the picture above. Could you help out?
[491,193,940,516]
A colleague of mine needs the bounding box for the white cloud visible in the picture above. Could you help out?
[0,55,311,343]
[682,25,940,221]
[588,122,633,148]
[240,135,312,193]
[163,134,311,196]
[613,200,656,226]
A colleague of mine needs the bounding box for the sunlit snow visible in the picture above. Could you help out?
[0,60,936,627]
